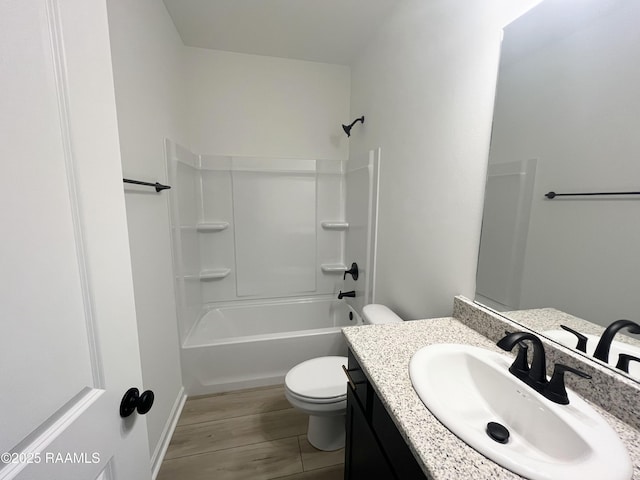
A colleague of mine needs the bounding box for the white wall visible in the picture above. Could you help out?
[106,0,185,466]
[348,0,539,320]
[489,1,640,326]
[184,48,350,160]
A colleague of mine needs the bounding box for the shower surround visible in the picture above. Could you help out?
[166,140,379,394]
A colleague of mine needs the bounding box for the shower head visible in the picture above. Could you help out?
[342,116,365,137]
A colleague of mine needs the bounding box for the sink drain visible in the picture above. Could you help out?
[486,421,510,444]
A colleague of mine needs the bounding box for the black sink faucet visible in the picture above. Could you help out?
[497,331,548,391]
[593,319,640,363]
[498,331,591,404]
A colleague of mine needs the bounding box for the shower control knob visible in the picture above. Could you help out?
[343,262,359,281]
[120,387,155,417]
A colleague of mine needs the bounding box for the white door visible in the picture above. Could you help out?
[1,1,151,479]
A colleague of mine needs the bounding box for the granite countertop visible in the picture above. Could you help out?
[342,317,640,480]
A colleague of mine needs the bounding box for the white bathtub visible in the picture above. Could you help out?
[181,297,360,395]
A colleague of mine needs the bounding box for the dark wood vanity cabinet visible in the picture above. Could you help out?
[344,350,429,480]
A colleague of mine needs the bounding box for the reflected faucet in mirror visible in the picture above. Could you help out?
[545,320,640,380]
[593,320,640,363]
[616,354,640,374]
[559,325,588,353]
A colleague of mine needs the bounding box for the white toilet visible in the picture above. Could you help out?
[284,304,403,451]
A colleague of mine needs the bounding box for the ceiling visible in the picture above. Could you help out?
[162,0,400,65]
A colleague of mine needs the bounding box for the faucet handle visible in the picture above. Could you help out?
[559,324,588,353]
[544,364,591,405]
[615,354,640,373]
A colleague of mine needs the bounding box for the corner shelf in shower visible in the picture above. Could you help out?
[321,263,347,273]
[184,269,232,281]
[197,222,229,232]
[320,221,349,231]
[199,269,231,280]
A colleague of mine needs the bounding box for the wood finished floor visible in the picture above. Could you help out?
[158,385,344,480]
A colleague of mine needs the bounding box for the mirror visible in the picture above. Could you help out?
[475,0,640,382]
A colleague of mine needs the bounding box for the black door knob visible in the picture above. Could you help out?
[120,387,155,417]
[137,390,155,415]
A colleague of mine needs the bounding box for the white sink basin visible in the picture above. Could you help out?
[409,344,632,480]
[542,330,640,380]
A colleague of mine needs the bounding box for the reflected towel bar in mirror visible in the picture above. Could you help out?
[545,190,640,199]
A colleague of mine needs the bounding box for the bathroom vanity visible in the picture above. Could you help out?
[342,297,640,479]
[344,350,426,480]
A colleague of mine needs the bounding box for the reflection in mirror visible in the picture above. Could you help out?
[475,0,640,382]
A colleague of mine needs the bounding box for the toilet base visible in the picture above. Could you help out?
[307,414,345,451]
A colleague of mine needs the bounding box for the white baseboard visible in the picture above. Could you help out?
[151,386,186,479]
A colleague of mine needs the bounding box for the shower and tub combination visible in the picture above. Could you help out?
[166,140,380,395]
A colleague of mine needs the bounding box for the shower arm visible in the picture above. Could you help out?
[342,116,365,137]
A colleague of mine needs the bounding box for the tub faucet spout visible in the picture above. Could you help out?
[338,290,355,299]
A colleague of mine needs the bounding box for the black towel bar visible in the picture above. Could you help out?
[123,178,171,192]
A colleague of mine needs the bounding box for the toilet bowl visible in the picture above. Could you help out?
[284,356,348,451]
[284,304,403,451]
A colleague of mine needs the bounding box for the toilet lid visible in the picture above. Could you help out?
[285,356,348,400]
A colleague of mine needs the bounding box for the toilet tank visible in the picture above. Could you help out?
[362,304,403,325]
